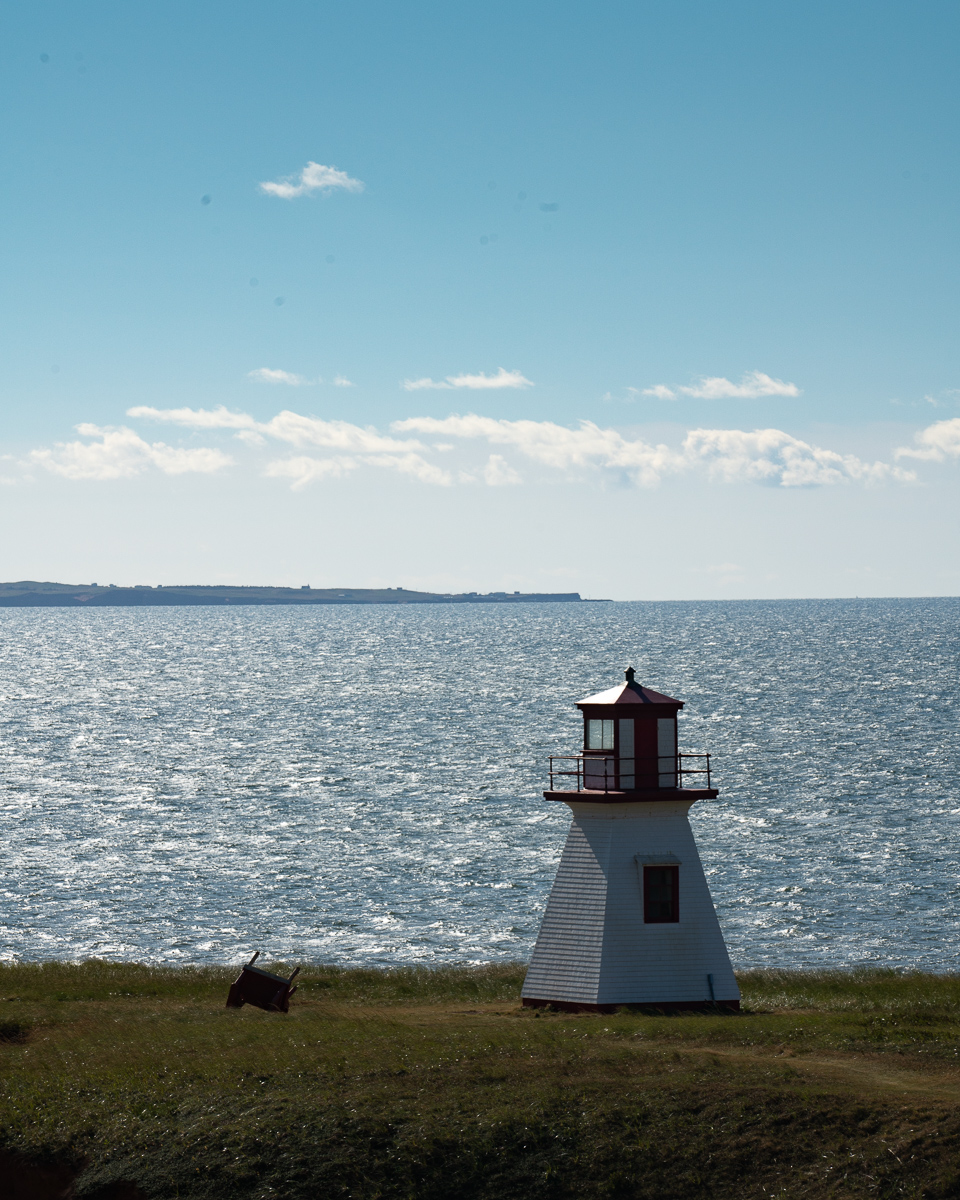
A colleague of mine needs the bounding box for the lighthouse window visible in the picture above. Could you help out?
[618,719,635,789]
[657,718,677,788]
[643,865,679,923]
[587,719,614,750]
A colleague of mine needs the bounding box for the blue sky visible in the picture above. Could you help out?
[2,1,959,597]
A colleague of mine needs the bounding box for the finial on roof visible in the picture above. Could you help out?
[625,667,636,684]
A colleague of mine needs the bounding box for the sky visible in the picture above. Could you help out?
[2,0,959,599]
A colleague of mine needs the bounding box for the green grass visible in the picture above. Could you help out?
[3,963,960,1199]
[0,959,525,1006]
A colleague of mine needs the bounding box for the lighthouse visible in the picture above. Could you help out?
[522,668,739,1013]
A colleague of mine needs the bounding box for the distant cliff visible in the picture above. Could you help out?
[0,582,595,607]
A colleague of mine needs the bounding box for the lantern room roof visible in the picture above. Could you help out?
[577,667,683,709]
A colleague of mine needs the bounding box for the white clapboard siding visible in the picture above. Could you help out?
[521,820,608,1001]
[522,800,739,1007]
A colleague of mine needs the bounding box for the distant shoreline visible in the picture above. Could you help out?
[0,582,606,607]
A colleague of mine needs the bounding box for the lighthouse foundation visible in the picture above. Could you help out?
[520,997,738,1013]
[522,799,739,1012]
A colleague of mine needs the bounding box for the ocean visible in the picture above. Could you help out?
[1,598,958,970]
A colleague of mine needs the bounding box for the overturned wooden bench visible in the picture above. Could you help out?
[225,952,300,1012]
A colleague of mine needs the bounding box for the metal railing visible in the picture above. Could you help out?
[547,752,712,793]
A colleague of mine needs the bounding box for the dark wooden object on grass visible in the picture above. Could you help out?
[225,952,300,1013]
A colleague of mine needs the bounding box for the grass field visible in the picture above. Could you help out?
[3,962,960,1199]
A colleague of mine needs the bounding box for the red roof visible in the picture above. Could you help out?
[577,668,683,708]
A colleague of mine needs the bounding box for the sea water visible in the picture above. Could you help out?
[1,599,958,970]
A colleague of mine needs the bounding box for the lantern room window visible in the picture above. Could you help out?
[643,865,679,923]
[587,719,614,750]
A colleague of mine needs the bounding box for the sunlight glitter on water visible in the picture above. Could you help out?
[1,599,958,969]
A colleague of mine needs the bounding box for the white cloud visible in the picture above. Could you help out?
[360,453,452,486]
[28,425,233,481]
[113,405,916,491]
[482,454,522,485]
[395,414,910,488]
[130,405,449,488]
[246,368,352,387]
[261,413,421,453]
[258,161,364,200]
[683,428,911,487]
[264,456,356,488]
[394,414,680,486]
[248,368,312,386]
[895,417,960,462]
[642,371,800,400]
[129,405,258,431]
[130,405,422,454]
[402,368,533,391]
[264,452,450,489]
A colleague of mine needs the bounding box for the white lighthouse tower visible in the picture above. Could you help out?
[522,668,739,1013]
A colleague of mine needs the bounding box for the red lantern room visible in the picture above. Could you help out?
[546,667,716,800]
